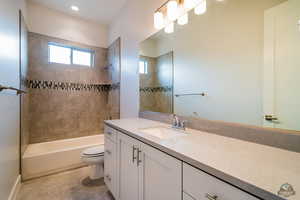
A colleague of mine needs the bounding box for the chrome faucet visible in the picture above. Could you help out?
[172,114,187,130]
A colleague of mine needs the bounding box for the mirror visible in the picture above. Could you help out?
[139,51,174,114]
[139,0,300,131]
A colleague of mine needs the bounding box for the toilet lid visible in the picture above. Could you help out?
[82,146,104,156]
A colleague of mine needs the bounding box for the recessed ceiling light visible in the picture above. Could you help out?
[71,5,79,11]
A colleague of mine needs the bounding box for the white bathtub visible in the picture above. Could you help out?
[22,135,104,180]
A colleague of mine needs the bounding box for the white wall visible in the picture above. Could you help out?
[139,38,158,57]
[27,0,108,48]
[0,0,26,199]
[109,0,166,118]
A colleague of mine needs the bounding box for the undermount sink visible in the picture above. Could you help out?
[139,127,187,139]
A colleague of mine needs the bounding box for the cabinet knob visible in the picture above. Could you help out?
[105,150,112,155]
[205,193,218,200]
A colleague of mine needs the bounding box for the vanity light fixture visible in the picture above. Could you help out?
[178,13,188,25]
[154,0,216,33]
[177,4,188,25]
[167,0,179,21]
[194,0,207,15]
[71,5,79,11]
[184,0,196,9]
[154,11,164,29]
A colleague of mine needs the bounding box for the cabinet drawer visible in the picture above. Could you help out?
[183,163,259,200]
[104,125,117,142]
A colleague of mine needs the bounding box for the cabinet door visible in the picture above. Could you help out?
[118,133,139,200]
[138,143,182,200]
[104,137,116,196]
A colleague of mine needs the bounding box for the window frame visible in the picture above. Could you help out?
[48,42,95,67]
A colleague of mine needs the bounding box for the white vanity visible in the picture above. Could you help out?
[104,124,181,200]
[103,118,299,200]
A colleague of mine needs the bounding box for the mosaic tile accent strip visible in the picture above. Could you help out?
[26,80,119,92]
[110,82,120,90]
[140,86,173,93]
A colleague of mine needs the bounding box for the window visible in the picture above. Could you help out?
[48,44,71,65]
[139,60,148,74]
[48,43,94,67]
[72,49,92,66]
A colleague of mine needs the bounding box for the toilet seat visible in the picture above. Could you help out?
[82,146,104,157]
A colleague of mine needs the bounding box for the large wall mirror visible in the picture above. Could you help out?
[139,0,300,132]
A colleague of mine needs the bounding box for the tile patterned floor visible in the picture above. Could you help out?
[17,167,114,200]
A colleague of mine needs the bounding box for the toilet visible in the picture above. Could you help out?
[81,145,105,180]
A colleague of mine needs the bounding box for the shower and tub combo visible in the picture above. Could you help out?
[20,33,121,182]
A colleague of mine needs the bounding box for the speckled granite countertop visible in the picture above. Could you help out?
[104,118,300,200]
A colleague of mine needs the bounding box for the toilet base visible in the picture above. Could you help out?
[82,176,104,187]
[90,163,104,180]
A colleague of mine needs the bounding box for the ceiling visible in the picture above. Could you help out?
[29,0,128,24]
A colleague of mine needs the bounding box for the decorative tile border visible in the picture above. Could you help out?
[110,82,120,90]
[26,80,120,92]
[140,86,172,93]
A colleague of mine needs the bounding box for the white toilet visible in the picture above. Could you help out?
[81,145,105,180]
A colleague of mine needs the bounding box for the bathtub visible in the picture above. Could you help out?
[22,135,104,180]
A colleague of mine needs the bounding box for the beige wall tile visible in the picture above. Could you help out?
[27,33,120,143]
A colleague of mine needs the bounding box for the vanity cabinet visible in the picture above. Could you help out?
[105,125,182,200]
[105,124,260,200]
[104,126,118,198]
[183,163,259,200]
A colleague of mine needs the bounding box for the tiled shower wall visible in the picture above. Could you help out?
[140,52,173,113]
[27,32,120,143]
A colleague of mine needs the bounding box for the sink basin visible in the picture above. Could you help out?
[139,127,187,139]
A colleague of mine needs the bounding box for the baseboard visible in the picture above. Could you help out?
[8,175,21,200]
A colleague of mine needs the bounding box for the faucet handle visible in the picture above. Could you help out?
[180,120,187,129]
[172,114,178,125]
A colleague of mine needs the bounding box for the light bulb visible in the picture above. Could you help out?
[154,11,164,29]
[184,0,195,9]
[194,0,206,15]
[71,5,79,11]
[167,0,178,21]
[165,22,174,33]
[178,13,188,25]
